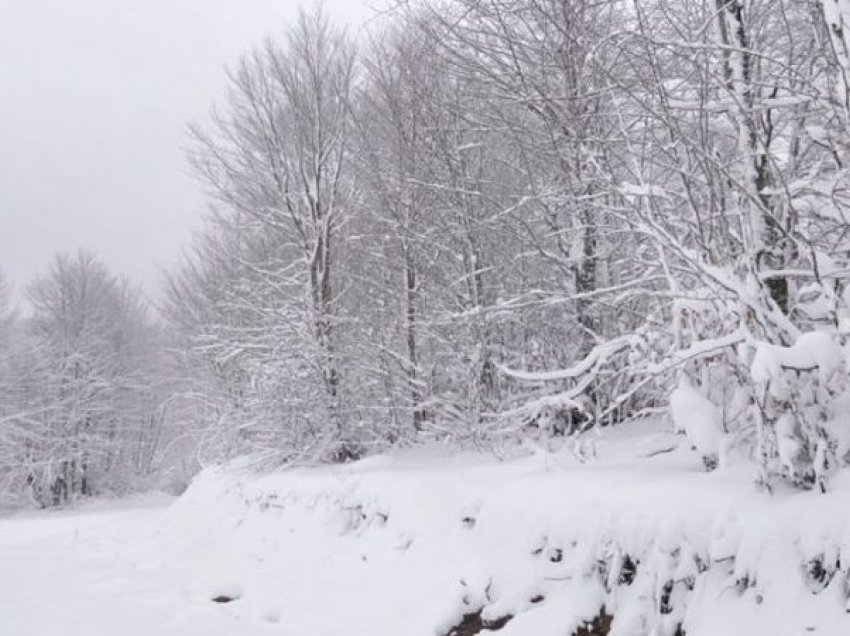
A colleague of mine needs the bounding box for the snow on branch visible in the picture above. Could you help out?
[497,335,642,383]
[646,330,746,375]
[751,332,844,387]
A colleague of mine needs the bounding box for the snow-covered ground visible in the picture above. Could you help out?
[3,420,850,635]
[0,492,291,636]
[0,493,230,636]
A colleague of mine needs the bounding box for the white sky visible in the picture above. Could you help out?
[0,0,370,305]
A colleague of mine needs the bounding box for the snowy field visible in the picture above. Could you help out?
[3,420,850,635]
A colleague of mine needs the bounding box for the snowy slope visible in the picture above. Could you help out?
[3,421,850,635]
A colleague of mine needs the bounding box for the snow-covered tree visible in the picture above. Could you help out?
[174,6,363,461]
[165,0,850,491]
[0,252,166,505]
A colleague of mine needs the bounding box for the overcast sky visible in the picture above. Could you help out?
[0,0,369,306]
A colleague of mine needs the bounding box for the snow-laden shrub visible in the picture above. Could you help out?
[665,271,850,491]
[749,331,847,491]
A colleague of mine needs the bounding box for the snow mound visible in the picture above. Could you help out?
[141,425,850,635]
[669,376,722,461]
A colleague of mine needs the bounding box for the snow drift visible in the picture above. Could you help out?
[139,420,850,636]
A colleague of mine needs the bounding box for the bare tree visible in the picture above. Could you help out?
[181,5,359,460]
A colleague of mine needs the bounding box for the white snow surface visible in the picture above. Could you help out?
[669,376,722,458]
[3,421,850,635]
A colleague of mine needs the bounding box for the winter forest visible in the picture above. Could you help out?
[11,1,850,634]
[0,0,850,505]
[4,0,850,509]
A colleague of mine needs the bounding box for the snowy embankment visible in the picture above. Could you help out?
[3,421,850,635]
[149,421,850,635]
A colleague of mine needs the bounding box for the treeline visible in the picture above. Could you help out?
[164,0,850,491]
[0,255,186,508]
[4,0,850,505]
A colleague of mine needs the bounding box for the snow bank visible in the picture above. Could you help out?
[143,423,850,635]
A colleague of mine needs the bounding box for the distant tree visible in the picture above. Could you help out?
[17,251,159,504]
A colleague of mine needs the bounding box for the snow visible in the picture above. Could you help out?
[3,424,850,635]
[775,414,800,471]
[498,334,640,382]
[669,376,722,460]
[751,331,844,391]
[620,182,668,198]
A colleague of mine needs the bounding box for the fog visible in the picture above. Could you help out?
[0,0,368,303]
